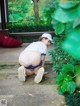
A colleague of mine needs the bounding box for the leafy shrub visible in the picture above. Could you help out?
[42,0,56,24]
[7,23,53,32]
[49,37,78,73]
[65,92,80,106]
[49,0,80,99]
[49,37,80,95]
[56,63,76,94]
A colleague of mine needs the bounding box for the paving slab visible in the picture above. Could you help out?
[0,85,65,106]
[0,74,65,106]
[0,65,65,106]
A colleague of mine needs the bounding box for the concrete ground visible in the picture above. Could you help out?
[0,43,65,106]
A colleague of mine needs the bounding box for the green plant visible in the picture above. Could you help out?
[49,0,80,105]
[7,23,53,32]
[50,0,80,85]
[42,0,56,24]
[65,92,80,106]
[56,63,76,94]
[49,37,78,73]
[8,0,54,25]
[51,0,80,59]
[8,0,30,22]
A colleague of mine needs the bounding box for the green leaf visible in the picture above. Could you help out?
[62,63,74,73]
[57,87,64,94]
[64,75,72,81]
[73,18,80,28]
[65,22,73,35]
[56,72,65,84]
[52,22,65,35]
[51,5,80,23]
[61,28,80,60]
[67,81,76,94]
[75,65,80,76]
[59,0,79,9]
[61,80,68,92]
[67,27,80,40]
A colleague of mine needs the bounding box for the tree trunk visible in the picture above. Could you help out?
[33,0,39,24]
